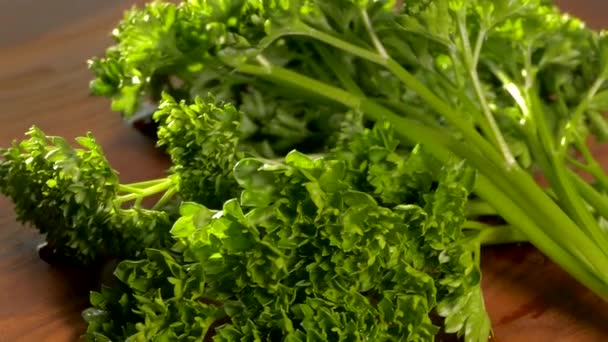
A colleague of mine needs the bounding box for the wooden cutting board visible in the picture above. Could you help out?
[1,1,608,341]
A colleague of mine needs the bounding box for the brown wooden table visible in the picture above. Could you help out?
[1,1,608,341]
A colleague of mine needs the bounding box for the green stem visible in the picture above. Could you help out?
[487,63,603,249]
[121,178,168,189]
[488,63,608,268]
[462,221,501,230]
[527,91,608,257]
[565,155,595,174]
[466,199,498,217]
[382,100,608,284]
[360,8,388,58]
[314,44,364,96]
[569,169,608,220]
[458,17,515,166]
[134,196,143,209]
[114,178,175,207]
[588,110,608,141]
[573,134,608,189]
[118,184,145,194]
[558,75,606,155]
[384,58,505,167]
[475,175,608,298]
[464,223,529,245]
[153,185,178,210]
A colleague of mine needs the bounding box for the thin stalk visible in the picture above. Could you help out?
[558,75,606,155]
[527,91,608,257]
[114,178,174,207]
[486,62,601,244]
[462,221,501,230]
[485,61,535,131]
[489,63,608,262]
[573,134,608,189]
[410,115,608,287]
[134,196,143,209]
[360,8,388,58]
[569,169,608,220]
[153,185,177,210]
[121,178,168,189]
[464,223,528,245]
[466,199,498,217]
[118,184,145,194]
[383,57,506,168]
[377,99,441,128]
[314,44,364,96]
[565,155,595,174]
[115,193,138,204]
[468,55,516,166]
[236,63,360,108]
[458,17,516,166]
[475,175,608,298]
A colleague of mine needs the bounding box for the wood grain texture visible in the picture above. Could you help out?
[0,1,608,341]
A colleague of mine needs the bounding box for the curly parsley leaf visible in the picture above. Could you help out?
[85,121,489,341]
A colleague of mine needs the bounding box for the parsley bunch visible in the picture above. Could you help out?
[89,0,608,299]
[2,0,608,341]
[83,122,493,341]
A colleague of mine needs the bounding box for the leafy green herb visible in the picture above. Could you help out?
[89,0,608,300]
[154,93,243,208]
[2,0,608,340]
[0,127,173,263]
[83,122,490,341]
[0,95,246,263]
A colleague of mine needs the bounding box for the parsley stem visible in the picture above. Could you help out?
[360,8,388,58]
[462,223,528,245]
[488,63,608,265]
[114,178,175,207]
[475,175,608,298]
[118,185,145,194]
[527,91,608,258]
[121,178,169,189]
[458,15,516,167]
[573,135,608,189]
[153,185,177,210]
[465,200,498,217]
[569,169,608,220]
[557,75,606,156]
[314,44,364,96]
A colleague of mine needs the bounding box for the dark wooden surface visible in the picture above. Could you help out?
[1,1,608,341]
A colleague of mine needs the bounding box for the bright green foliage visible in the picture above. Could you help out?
[83,249,224,341]
[0,127,172,263]
[89,0,345,157]
[332,121,443,206]
[0,93,259,263]
[397,0,608,168]
[0,127,117,262]
[89,0,608,169]
[155,94,243,208]
[89,0,608,301]
[87,0,252,113]
[4,0,608,340]
[84,122,489,341]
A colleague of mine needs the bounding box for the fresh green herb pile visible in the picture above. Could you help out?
[2,0,608,340]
